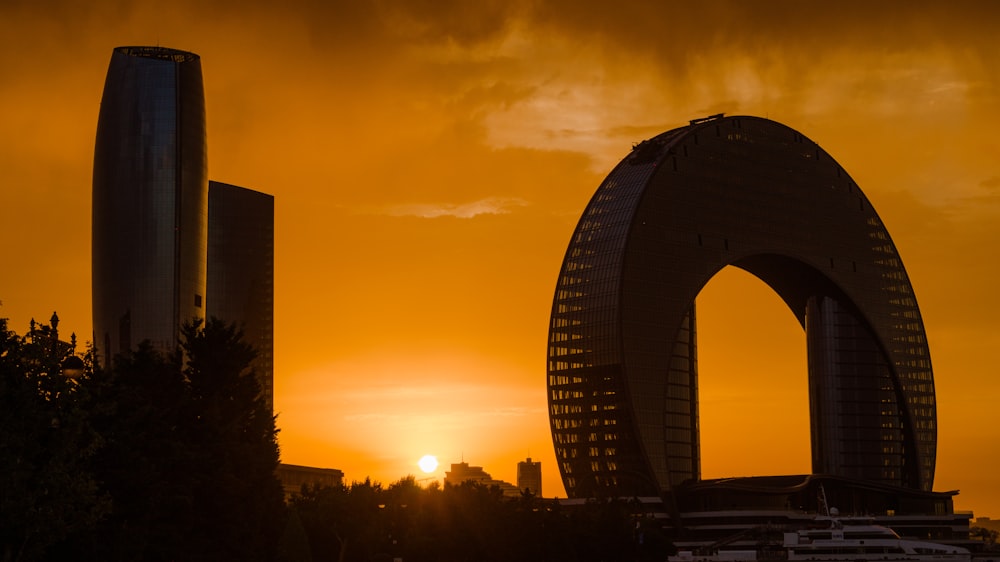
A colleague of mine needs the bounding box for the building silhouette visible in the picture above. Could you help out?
[90,44,344,508]
[92,47,277,412]
[276,463,343,501]
[92,46,208,366]
[517,457,542,497]
[444,461,520,497]
[207,181,275,412]
[547,115,937,500]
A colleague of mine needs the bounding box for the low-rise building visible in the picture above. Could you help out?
[444,461,521,498]
[277,463,344,500]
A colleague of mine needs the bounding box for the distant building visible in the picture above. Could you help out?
[276,463,344,501]
[517,457,542,497]
[444,461,520,498]
[973,517,1000,533]
[207,181,275,412]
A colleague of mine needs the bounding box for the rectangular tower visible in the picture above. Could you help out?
[207,181,275,412]
[517,457,542,497]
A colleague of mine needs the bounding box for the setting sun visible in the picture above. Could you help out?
[418,455,439,474]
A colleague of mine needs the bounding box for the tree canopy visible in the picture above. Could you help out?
[0,316,104,562]
[290,477,671,562]
[0,315,284,562]
[3,312,675,562]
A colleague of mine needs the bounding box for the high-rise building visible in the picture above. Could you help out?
[92,46,207,366]
[547,115,937,499]
[207,181,275,412]
[92,48,276,409]
[517,457,542,497]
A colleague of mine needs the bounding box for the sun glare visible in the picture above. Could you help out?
[418,454,439,474]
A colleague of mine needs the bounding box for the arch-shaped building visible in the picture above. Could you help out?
[547,115,936,499]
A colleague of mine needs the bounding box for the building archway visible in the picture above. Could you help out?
[693,265,809,479]
[547,116,935,499]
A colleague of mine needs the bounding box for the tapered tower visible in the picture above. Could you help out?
[92,46,208,366]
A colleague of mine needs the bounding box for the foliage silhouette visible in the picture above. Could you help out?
[3,311,672,562]
[0,314,284,562]
[0,316,104,562]
[291,476,671,562]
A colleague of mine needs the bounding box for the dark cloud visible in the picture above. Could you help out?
[518,0,1000,96]
[378,0,521,46]
[527,0,1000,52]
[981,176,1000,190]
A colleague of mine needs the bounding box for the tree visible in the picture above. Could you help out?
[290,475,666,562]
[294,479,387,562]
[0,313,285,561]
[972,526,999,551]
[75,341,196,561]
[179,318,285,561]
[66,317,284,561]
[0,316,104,562]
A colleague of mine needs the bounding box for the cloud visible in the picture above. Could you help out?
[981,177,1000,191]
[380,196,529,218]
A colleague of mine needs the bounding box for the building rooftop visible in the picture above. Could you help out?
[115,46,199,63]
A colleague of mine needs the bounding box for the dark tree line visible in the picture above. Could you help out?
[971,526,999,551]
[289,477,672,562]
[2,312,673,562]
[0,315,284,562]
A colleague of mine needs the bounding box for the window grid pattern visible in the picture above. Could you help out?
[548,128,690,497]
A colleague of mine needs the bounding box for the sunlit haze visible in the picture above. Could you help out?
[418,455,439,474]
[1,1,997,515]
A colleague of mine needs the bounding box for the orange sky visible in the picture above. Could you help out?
[1,1,998,515]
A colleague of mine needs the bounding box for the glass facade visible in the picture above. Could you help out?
[92,46,207,366]
[548,116,936,498]
[207,181,275,413]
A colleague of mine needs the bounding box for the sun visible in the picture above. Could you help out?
[418,454,439,474]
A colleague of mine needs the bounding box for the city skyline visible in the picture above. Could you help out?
[1,1,997,515]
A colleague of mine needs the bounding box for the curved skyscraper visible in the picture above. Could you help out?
[92,46,208,366]
[547,115,936,499]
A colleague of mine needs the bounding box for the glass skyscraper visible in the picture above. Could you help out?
[207,181,275,413]
[92,46,207,366]
[547,115,936,499]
